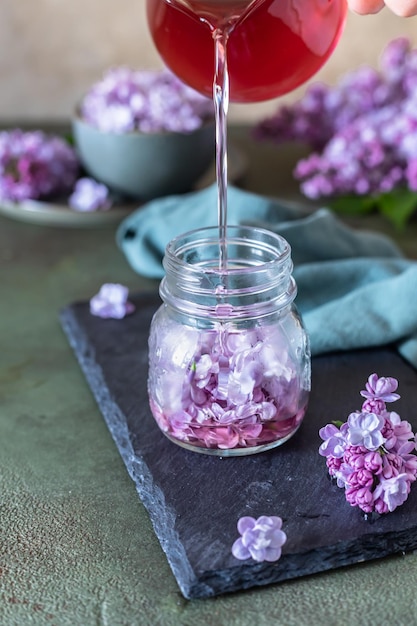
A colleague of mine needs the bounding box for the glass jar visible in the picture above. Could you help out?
[147,225,310,456]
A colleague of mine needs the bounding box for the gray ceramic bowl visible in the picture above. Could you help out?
[72,114,215,201]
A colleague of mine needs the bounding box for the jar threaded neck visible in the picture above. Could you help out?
[160,225,297,320]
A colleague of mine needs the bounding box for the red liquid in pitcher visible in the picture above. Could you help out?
[146,0,347,103]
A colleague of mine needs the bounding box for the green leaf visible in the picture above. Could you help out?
[329,189,417,230]
[331,420,344,428]
[64,132,75,146]
[330,194,377,216]
[376,189,417,231]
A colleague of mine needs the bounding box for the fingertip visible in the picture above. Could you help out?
[347,0,385,14]
[383,0,417,16]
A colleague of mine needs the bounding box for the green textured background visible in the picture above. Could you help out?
[2,128,417,626]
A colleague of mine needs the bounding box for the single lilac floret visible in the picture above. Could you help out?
[319,423,348,458]
[360,373,400,403]
[90,283,135,319]
[69,177,112,212]
[347,411,386,451]
[373,473,411,512]
[232,515,287,562]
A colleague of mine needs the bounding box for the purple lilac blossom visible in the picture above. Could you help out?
[360,373,400,403]
[373,474,411,513]
[69,177,112,212]
[90,283,135,319]
[318,423,348,458]
[319,373,417,514]
[254,38,417,200]
[231,516,287,562]
[383,411,415,452]
[0,129,78,202]
[80,67,213,134]
[346,411,386,451]
[148,319,308,451]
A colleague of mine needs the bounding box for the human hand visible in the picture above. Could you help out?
[348,0,417,16]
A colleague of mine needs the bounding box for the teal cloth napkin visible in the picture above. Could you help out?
[117,184,417,367]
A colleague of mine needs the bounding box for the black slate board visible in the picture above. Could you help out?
[60,292,417,599]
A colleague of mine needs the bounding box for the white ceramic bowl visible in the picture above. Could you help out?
[72,114,215,201]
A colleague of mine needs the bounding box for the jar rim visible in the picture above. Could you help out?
[164,224,291,275]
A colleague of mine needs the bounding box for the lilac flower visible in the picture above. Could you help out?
[363,451,383,475]
[294,110,408,199]
[232,516,287,562]
[344,445,367,468]
[348,467,374,488]
[254,38,417,209]
[333,461,354,489]
[336,446,369,489]
[384,411,414,452]
[69,177,112,212]
[403,453,417,476]
[360,373,400,404]
[90,283,135,319]
[379,37,411,85]
[0,129,78,202]
[373,474,411,512]
[345,485,374,513]
[361,398,386,415]
[326,455,342,478]
[381,451,403,479]
[318,423,347,458]
[81,67,213,134]
[319,373,417,515]
[405,158,417,191]
[346,411,386,451]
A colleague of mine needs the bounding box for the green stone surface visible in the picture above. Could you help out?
[2,127,417,625]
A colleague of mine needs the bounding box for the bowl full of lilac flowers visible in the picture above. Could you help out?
[255,38,417,230]
[73,67,215,201]
[319,373,417,515]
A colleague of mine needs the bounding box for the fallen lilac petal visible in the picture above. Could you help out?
[89,283,135,319]
[232,515,286,562]
[69,177,112,212]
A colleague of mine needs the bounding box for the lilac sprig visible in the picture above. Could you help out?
[319,373,417,514]
[80,67,213,134]
[0,129,79,202]
[254,38,417,227]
